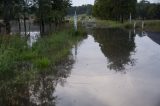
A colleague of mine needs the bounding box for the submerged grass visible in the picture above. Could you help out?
[0,27,86,84]
[0,25,86,105]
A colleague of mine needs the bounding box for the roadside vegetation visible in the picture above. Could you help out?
[93,0,160,22]
[0,26,86,105]
[92,0,160,32]
[0,27,86,94]
[138,20,160,32]
[95,20,160,32]
[0,0,71,35]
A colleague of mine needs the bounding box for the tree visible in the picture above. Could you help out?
[0,0,29,34]
[1,0,13,34]
[93,0,137,22]
[13,0,24,33]
[0,0,71,35]
[137,0,160,20]
[33,0,71,34]
[137,0,150,19]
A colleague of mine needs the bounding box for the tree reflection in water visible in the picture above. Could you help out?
[93,28,136,72]
[0,55,74,106]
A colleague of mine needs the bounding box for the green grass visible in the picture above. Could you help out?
[95,19,160,32]
[96,20,122,28]
[135,20,160,32]
[0,27,86,84]
[0,27,86,105]
[0,23,87,105]
[34,57,51,69]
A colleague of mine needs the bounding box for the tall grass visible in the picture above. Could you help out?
[0,27,86,84]
[0,27,86,105]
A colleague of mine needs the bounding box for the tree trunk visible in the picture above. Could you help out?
[23,0,28,36]
[4,21,11,34]
[29,19,31,35]
[55,17,58,27]
[3,0,11,34]
[41,19,45,34]
[18,18,21,34]
[39,14,45,35]
[40,15,45,35]
[121,15,124,23]
[49,22,52,33]
[23,15,27,36]
[39,0,45,35]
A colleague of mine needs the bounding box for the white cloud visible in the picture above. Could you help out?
[138,0,159,3]
[72,0,159,6]
[72,0,94,6]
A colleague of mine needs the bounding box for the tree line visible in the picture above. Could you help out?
[93,0,160,22]
[0,0,71,35]
[137,0,160,20]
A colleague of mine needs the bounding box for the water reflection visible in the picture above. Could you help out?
[27,32,40,47]
[1,27,160,106]
[10,21,41,47]
[136,31,148,37]
[0,55,74,106]
[135,30,160,46]
[54,28,160,106]
[93,28,136,72]
[13,31,40,47]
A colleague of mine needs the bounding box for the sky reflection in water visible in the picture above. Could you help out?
[1,28,160,106]
[55,28,160,106]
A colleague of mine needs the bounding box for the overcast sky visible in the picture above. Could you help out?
[72,0,159,6]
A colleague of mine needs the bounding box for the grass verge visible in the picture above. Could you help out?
[95,19,160,32]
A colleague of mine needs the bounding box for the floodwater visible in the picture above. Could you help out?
[54,28,160,106]
[1,28,160,106]
[27,31,40,47]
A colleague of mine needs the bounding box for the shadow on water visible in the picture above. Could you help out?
[134,30,160,46]
[147,32,160,45]
[92,28,136,72]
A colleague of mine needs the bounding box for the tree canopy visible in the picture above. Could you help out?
[93,0,160,21]
[93,0,137,22]
[0,0,71,34]
[137,0,160,19]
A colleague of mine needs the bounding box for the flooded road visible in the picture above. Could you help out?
[1,28,160,106]
[54,28,160,106]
